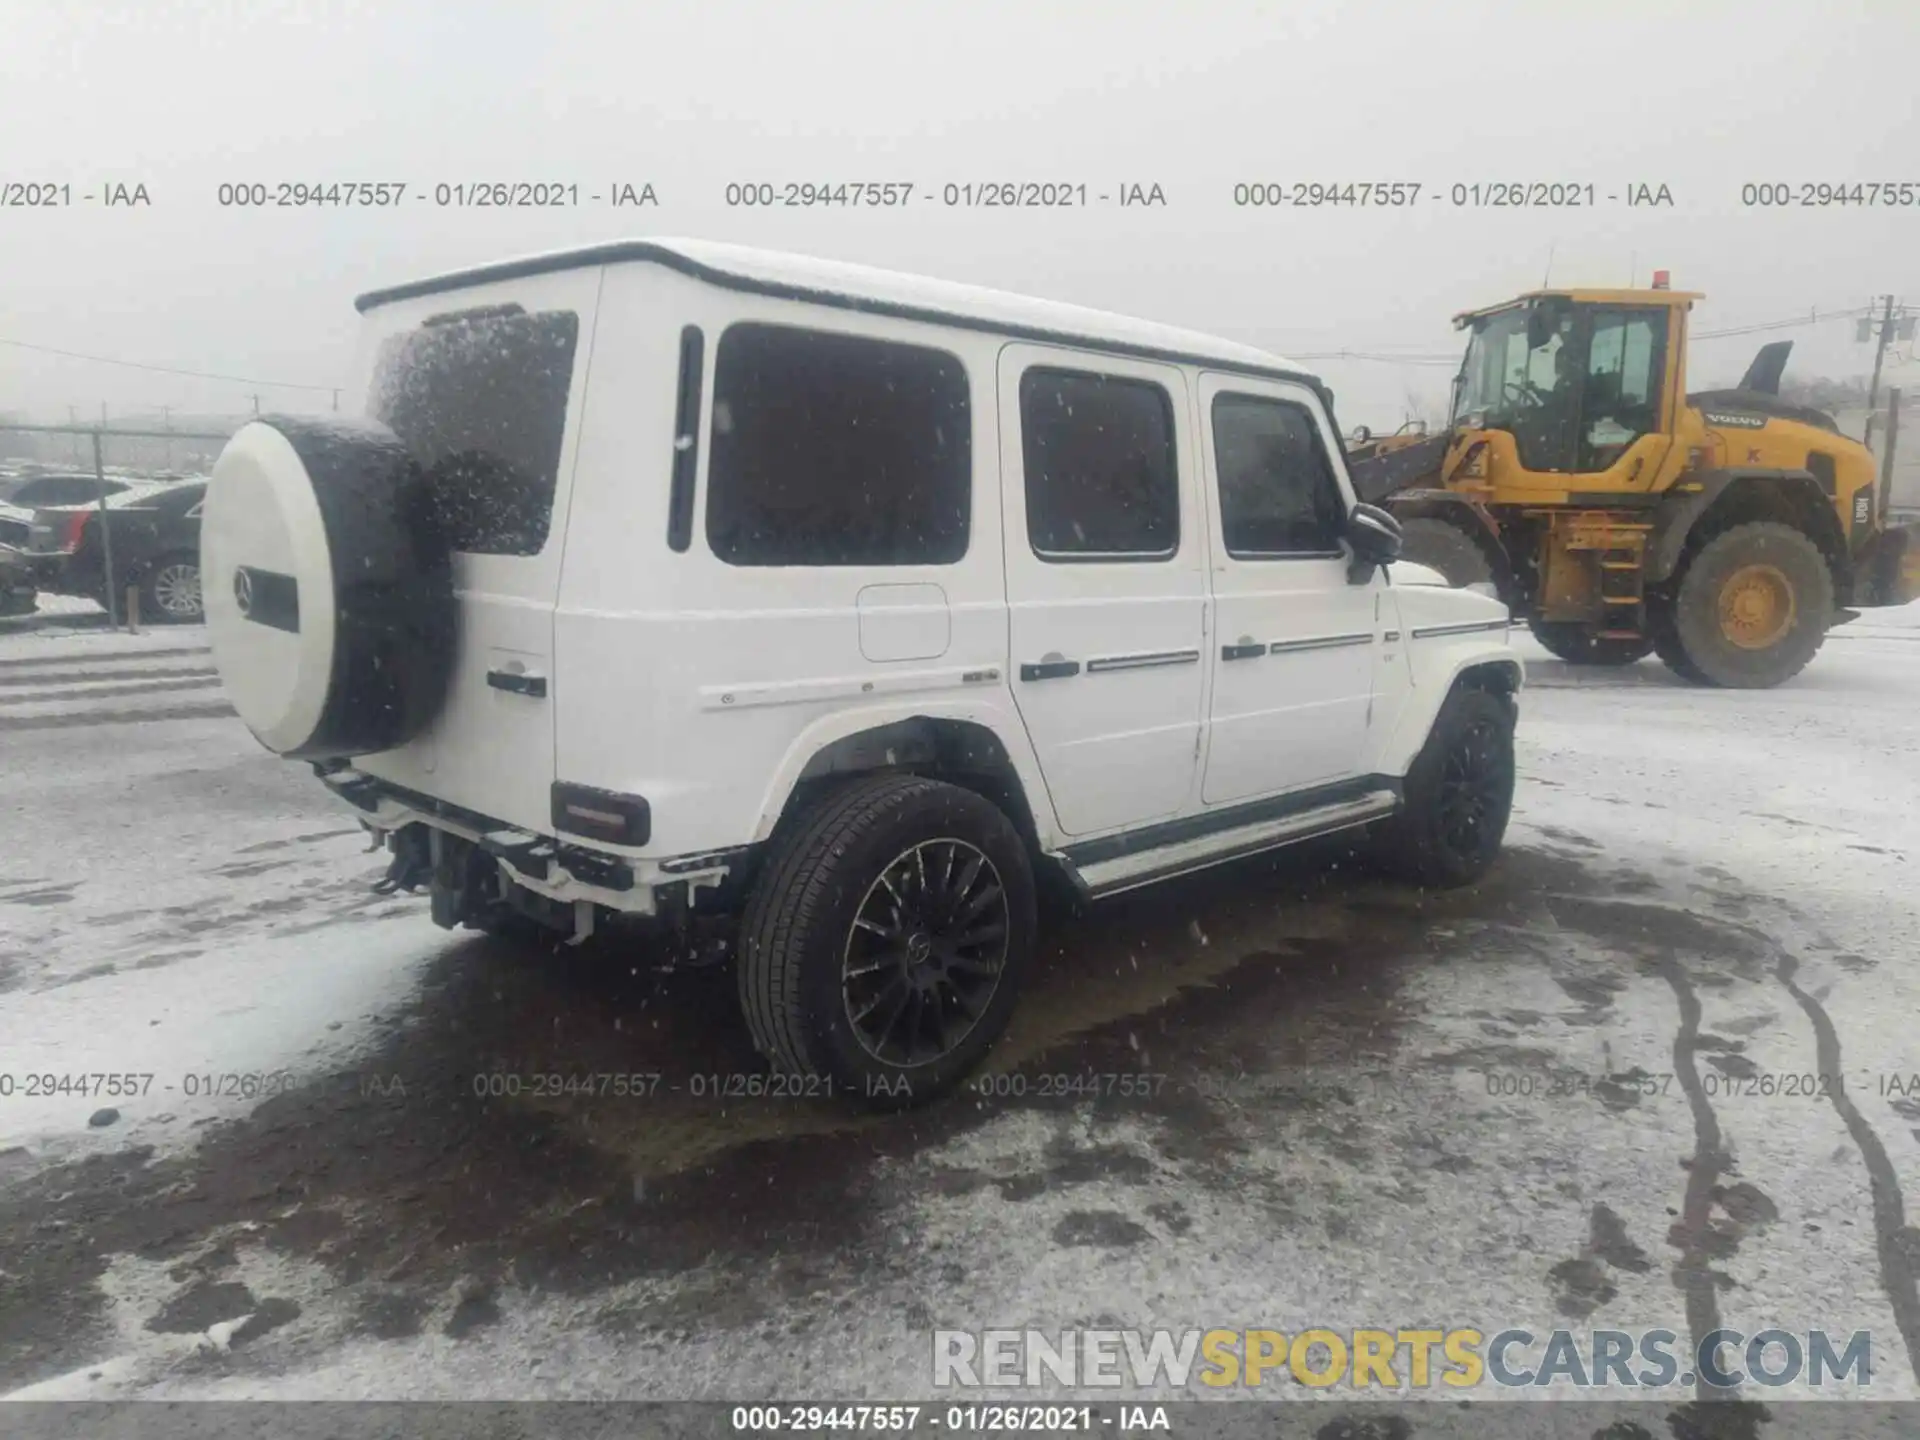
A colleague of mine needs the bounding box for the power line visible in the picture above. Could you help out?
[1694,305,1876,340]
[1291,348,1459,366]
[0,335,339,393]
[1284,304,1887,366]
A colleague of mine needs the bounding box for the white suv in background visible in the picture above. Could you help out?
[202,238,1522,1106]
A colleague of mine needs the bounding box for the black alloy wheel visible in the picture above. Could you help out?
[842,838,1011,1067]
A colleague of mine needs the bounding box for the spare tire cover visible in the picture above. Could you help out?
[202,416,456,759]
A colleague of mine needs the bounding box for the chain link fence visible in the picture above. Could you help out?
[0,419,239,629]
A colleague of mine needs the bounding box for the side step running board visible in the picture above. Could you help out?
[1059,787,1400,900]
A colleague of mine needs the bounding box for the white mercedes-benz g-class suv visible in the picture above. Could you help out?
[202,238,1521,1107]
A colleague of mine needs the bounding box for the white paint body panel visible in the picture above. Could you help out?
[997,343,1207,837]
[324,240,1520,905]
[347,267,605,835]
[1193,371,1380,806]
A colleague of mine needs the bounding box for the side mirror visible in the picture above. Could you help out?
[1345,502,1402,584]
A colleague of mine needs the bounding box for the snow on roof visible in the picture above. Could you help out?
[355,236,1307,377]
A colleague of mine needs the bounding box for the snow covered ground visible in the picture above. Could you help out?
[2,602,1918,1410]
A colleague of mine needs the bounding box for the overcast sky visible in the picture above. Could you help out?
[2,0,1916,432]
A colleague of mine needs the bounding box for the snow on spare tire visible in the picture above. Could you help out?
[202,416,457,759]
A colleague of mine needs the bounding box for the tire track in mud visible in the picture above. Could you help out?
[0,644,209,670]
[1555,888,1920,1393]
[1648,950,1733,1405]
[2,675,220,704]
[0,701,235,731]
[1774,945,1920,1382]
[0,664,215,688]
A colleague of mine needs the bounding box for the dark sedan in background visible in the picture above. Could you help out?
[23,479,207,623]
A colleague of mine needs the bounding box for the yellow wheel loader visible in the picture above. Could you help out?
[1347,279,1920,687]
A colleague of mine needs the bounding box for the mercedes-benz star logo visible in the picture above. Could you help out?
[233,567,254,617]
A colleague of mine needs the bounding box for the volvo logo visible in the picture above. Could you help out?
[233,567,254,617]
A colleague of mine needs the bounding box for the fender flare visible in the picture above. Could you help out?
[750,698,1058,847]
[1646,468,1847,588]
[1382,642,1523,775]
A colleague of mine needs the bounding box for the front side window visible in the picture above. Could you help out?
[1020,368,1178,560]
[705,324,971,567]
[370,306,580,557]
[1211,393,1346,556]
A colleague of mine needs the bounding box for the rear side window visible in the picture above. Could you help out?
[369,306,580,557]
[1020,368,1178,559]
[705,324,970,567]
[1211,393,1347,556]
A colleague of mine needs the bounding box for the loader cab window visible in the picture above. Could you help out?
[1456,302,1667,474]
[1576,308,1667,471]
[1455,304,1580,473]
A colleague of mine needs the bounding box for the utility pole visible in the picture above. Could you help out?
[1860,295,1915,450]
[162,404,173,469]
[331,388,341,412]
[250,393,261,416]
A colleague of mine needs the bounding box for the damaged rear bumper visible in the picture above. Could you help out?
[315,763,749,931]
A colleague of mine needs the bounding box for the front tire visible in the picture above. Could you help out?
[1661,521,1831,688]
[1370,685,1516,888]
[738,774,1037,1110]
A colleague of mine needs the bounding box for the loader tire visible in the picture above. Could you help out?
[1527,620,1653,666]
[1397,517,1499,594]
[1662,522,1832,688]
[1649,599,1710,685]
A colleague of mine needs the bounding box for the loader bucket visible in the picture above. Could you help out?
[1345,432,1451,504]
[1858,521,1920,608]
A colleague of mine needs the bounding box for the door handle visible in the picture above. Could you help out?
[1221,642,1267,661]
[487,669,548,698]
[1019,659,1081,682]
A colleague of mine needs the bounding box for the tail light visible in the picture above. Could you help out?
[551,782,651,847]
[58,511,92,552]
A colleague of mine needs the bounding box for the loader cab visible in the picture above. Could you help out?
[1449,288,1697,498]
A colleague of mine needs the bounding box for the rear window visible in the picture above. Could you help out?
[8,477,120,507]
[705,323,971,567]
[369,306,580,557]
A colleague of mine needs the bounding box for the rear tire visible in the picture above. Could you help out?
[1370,685,1516,888]
[1398,517,1499,593]
[738,774,1037,1110]
[1527,620,1653,666]
[1662,522,1831,688]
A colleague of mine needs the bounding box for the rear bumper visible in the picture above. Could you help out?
[317,765,747,915]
